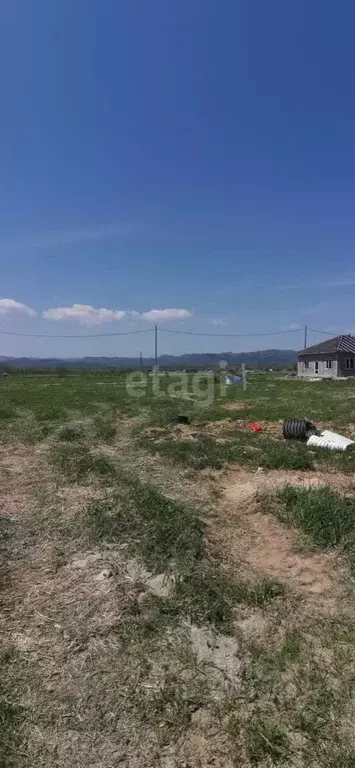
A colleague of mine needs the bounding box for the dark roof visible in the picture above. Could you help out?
[299,334,355,356]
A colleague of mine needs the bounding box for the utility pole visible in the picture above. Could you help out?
[154,325,159,372]
[139,351,143,370]
[304,325,308,351]
[241,362,247,390]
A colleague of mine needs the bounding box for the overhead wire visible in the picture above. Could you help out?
[158,327,303,337]
[0,325,340,339]
[0,328,153,339]
[308,328,339,335]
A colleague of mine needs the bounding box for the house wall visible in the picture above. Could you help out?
[337,352,355,377]
[297,355,337,378]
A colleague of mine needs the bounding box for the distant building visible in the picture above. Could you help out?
[297,334,355,379]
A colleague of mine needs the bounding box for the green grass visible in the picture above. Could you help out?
[0,699,25,768]
[92,412,117,442]
[86,478,285,630]
[0,371,354,471]
[50,442,117,482]
[86,481,204,571]
[248,629,303,682]
[246,718,291,764]
[274,484,355,549]
[56,413,117,444]
[141,431,314,471]
[0,370,354,429]
[0,647,25,767]
[57,423,85,441]
[174,569,285,626]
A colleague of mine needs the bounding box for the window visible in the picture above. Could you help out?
[326,359,332,369]
[315,361,319,374]
[304,360,309,369]
[346,358,354,369]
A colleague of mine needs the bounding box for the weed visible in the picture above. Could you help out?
[144,670,207,740]
[295,678,336,737]
[239,578,286,605]
[174,569,285,629]
[261,440,312,470]
[51,443,116,482]
[86,483,204,571]
[93,412,117,442]
[246,718,291,764]
[282,628,303,660]
[248,629,303,686]
[274,484,355,549]
[57,423,85,441]
[173,565,239,628]
[0,405,16,420]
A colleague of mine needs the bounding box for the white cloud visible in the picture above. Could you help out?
[139,308,192,322]
[0,298,36,317]
[281,323,302,331]
[42,304,192,326]
[211,318,228,326]
[43,304,126,326]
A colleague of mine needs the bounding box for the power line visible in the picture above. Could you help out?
[0,328,153,339]
[309,328,338,335]
[0,325,340,340]
[157,327,303,338]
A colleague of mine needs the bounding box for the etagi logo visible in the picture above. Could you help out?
[125,359,240,408]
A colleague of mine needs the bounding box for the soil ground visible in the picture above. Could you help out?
[1,372,355,767]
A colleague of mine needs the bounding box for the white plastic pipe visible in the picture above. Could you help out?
[307,429,355,452]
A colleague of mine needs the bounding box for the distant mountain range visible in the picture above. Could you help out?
[0,349,297,369]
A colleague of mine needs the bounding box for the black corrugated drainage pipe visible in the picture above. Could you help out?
[283,419,316,440]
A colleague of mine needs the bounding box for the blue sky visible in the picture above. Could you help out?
[0,0,355,358]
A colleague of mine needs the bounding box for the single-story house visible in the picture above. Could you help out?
[297,334,355,379]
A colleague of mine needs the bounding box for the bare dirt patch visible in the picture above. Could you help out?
[206,467,354,614]
[225,419,283,439]
[142,418,285,445]
[142,424,203,443]
[223,401,249,412]
[189,623,241,682]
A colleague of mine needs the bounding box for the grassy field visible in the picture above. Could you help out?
[1,370,355,767]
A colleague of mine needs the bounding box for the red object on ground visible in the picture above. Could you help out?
[248,423,264,432]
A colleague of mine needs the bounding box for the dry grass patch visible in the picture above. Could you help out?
[0,435,284,767]
[0,444,47,518]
